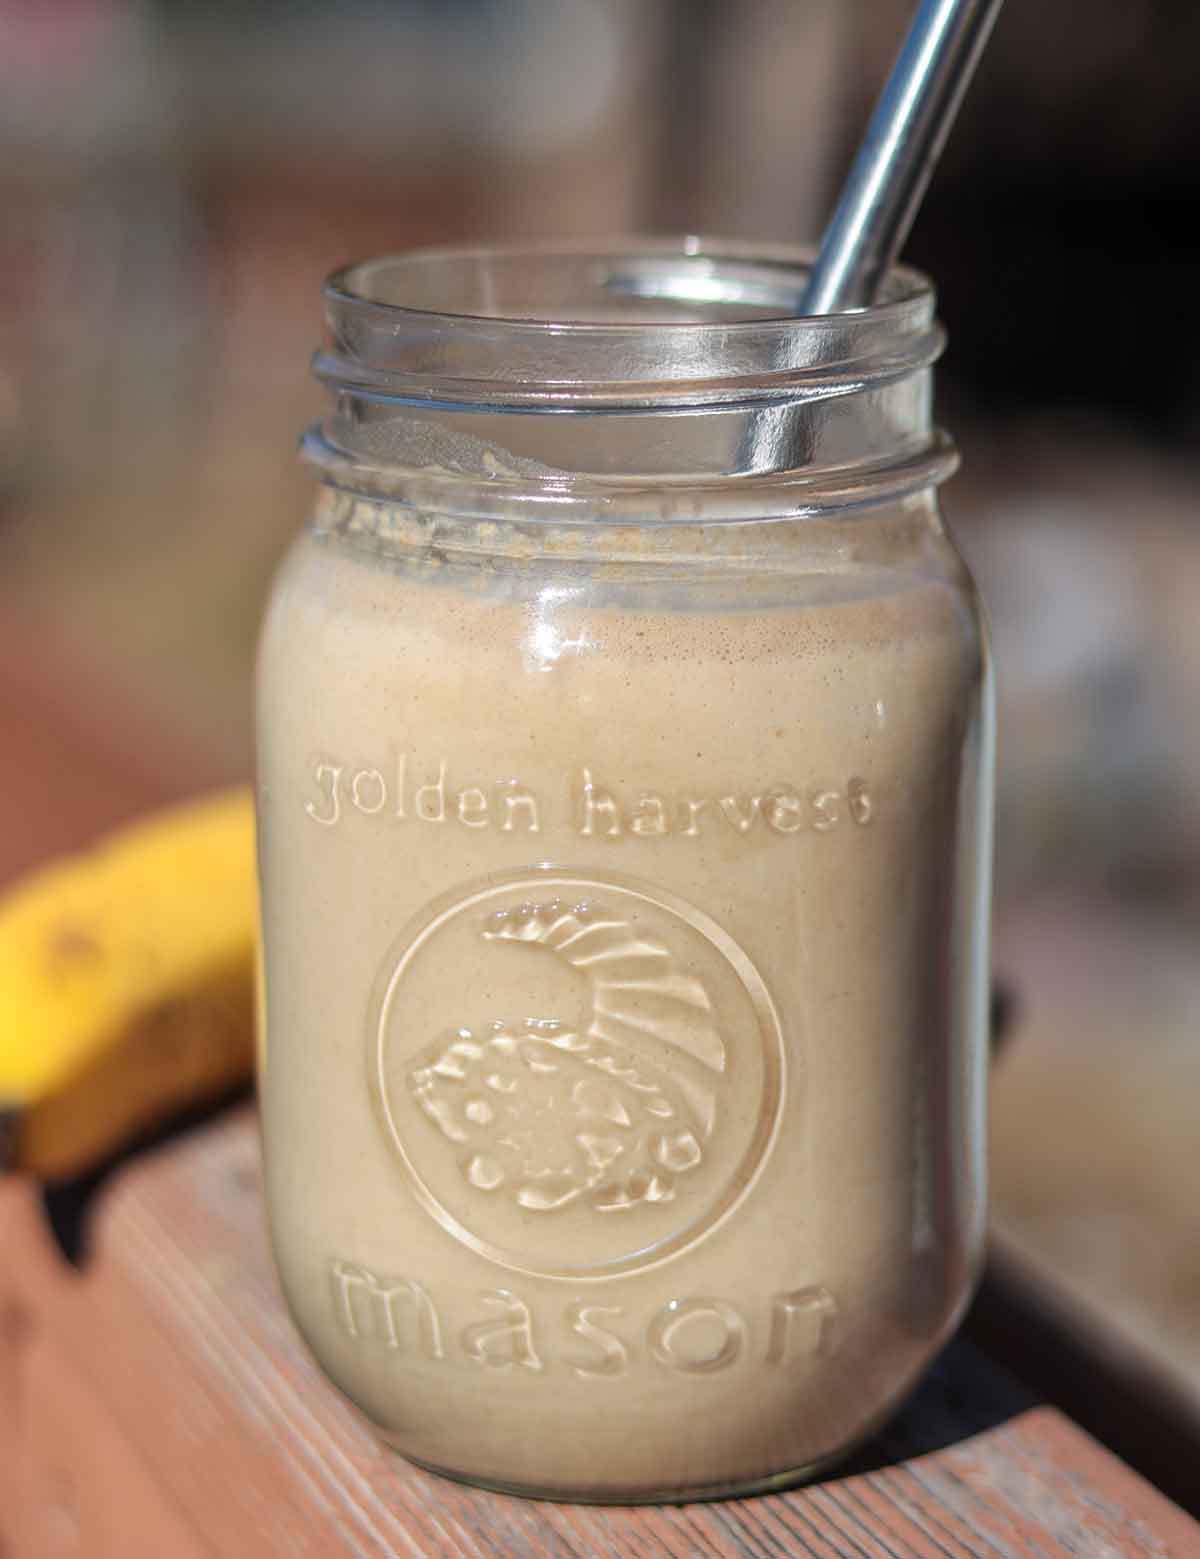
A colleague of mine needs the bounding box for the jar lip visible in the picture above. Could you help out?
[324,236,933,335]
[319,237,940,404]
[312,239,948,500]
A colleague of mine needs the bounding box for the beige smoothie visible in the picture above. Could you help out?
[256,487,989,1498]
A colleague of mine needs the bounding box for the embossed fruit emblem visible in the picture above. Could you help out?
[411,899,723,1215]
[371,871,785,1279]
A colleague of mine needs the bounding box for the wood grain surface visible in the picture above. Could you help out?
[3,1109,1197,1558]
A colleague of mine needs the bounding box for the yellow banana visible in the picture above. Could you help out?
[0,789,257,1179]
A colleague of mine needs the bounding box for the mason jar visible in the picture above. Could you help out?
[256,239,993,1502]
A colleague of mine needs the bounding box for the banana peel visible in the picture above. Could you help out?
[0,789,257,1179]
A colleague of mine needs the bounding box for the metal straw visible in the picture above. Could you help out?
[801,0,1005,315]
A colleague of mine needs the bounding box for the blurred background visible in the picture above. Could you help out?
[1,0,1198,1426]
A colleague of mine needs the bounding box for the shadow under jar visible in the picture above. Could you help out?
[255,239,994,1503]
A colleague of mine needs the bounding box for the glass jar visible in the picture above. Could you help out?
[256,239,993,1502]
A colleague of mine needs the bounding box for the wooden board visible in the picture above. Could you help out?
[3,1109,1198,1558]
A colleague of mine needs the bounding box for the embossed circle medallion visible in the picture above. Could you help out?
[370,869,786,1279]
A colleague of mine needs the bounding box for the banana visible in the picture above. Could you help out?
[0,789,257,1179]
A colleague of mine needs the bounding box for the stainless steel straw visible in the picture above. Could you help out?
[801,0,1005,315]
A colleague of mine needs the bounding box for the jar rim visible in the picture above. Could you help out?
[320,237,938,402]
[308,237,951,512]
[325,235,933,336]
